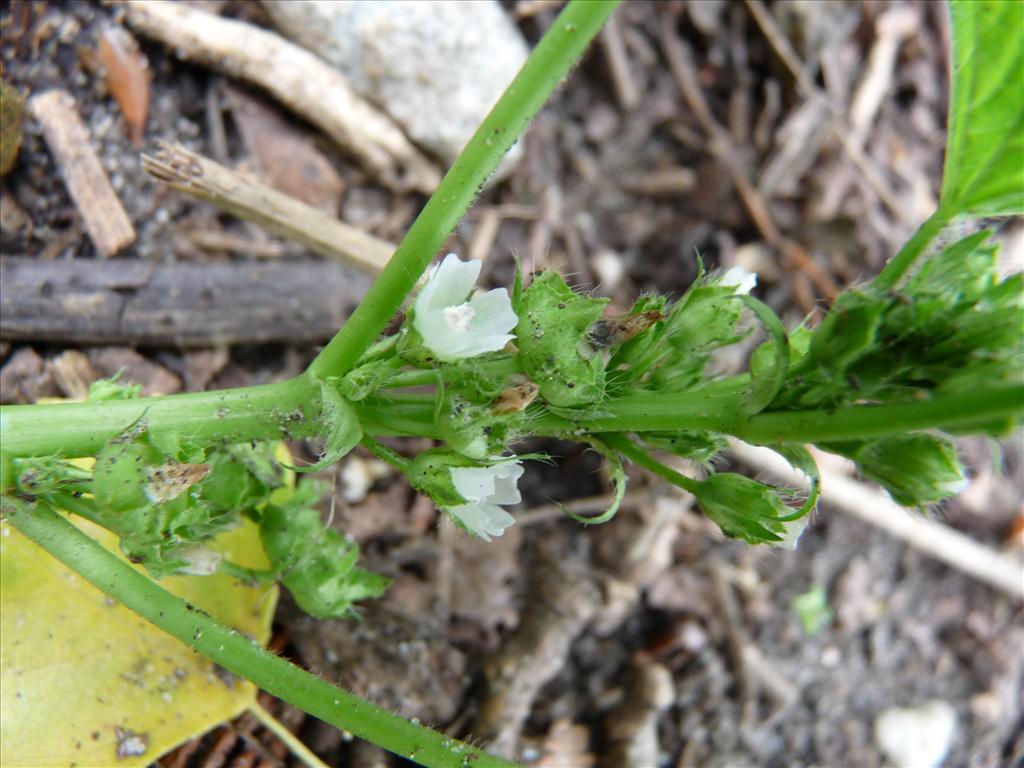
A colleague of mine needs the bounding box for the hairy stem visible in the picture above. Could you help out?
[872,209,949,290]
[578,385,1024,442]
[5,500,515,768]
[0,375,321,459]
[307,0,621,381]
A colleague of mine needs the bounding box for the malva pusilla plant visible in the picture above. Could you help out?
[1,1,1022,766]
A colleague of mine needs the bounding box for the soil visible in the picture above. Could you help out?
[2,2,1022,767]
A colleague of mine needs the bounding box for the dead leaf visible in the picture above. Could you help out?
[0,518,277,767]
[98,26,150,147]
[225,86,345,215]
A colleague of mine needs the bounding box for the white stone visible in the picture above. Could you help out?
[874,700,957,768]
[262,0,528,180]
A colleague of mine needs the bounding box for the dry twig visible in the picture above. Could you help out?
[123,0,439,193]
[142,142,394,273]
[29,90,135,257]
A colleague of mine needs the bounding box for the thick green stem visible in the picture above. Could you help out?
[5,501,514,768]
[307,0,621,381]
[734,384,1024,444]
[576,385,1024,442]
[0,375,321,459]
[872,209,950,290]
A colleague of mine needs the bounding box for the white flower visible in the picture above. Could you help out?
[413,253,518,361]
[447,461,523,541]
[719,266,758,295]
[773,516,809,550]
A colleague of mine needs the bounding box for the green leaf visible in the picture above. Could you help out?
[260,483,390,619]
[941,0,1024,217]
[0,514,277,767]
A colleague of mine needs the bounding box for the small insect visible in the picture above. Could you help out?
[144,462,210,503]
[587,309,664,349]
[492,376,540,415]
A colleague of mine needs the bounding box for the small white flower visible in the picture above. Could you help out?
[413,253,518,361]
[719,266,758,295]
[773,516,809,550]
[447,461,523,541]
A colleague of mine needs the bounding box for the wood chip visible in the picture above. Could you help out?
[29,90,135,257]
[97,26,150,147]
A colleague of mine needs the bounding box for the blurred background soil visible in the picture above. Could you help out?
[1,1,1022,767]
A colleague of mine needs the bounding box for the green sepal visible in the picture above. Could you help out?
[822,434,966,507]
[87,374,141,402]
[807,291,884,372]
[200,442,282,514]
[92,428,164,514]
[769,443,821,519]
[283,383,362,473]
[640,431,726,465]
[692,473,808,546]
[260,482,391,619]
[406,448,477,507]
[561,436,626,526]
[516,270,609,407]
[741,295,789,414]
[340,359,403,401]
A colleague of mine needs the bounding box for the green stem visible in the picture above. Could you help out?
[872,209,949,290]
[384,357,522,390]
[575,385,1024,442]
[735,384,1024,444]
[0,375,321,459]
[600,432,700,493]
[361,435,414,472]
[5,500,515,768]
[307,0,621,381]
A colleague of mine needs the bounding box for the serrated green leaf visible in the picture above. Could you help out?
[260,485,390,619]
[941,0,1024,217]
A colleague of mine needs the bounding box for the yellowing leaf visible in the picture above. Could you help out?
[1,502,279,766]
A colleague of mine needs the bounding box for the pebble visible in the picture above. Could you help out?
[262,0,528,180]
[874,700,957,768]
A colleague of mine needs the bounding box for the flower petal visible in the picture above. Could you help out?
[488,463,524,505]
[426,253,481,310]
[468,288,518,337]
[719,266,757,295]
[450,465,499,502]
[477,503,516,538]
